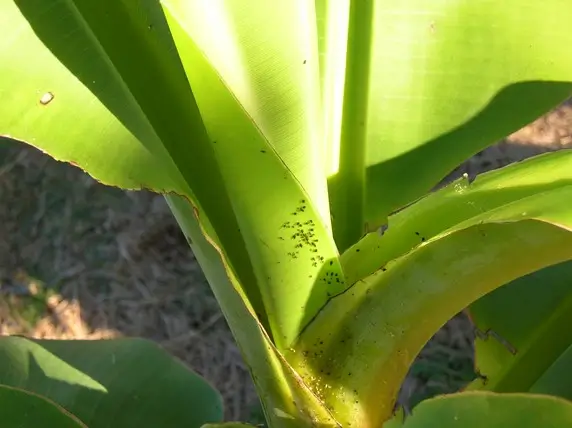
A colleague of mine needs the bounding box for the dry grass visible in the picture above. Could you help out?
[0,145,257,420]
[1,100,572,423]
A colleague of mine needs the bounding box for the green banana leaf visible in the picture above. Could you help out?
[0,384,86,427]
[1,0,272,342]
[165,195,338,427]
[3,0,572,348]
[290,167,572,426]
[342,149,572,285]
[161,1,346,350]
[3,1,572,427]
[530,343,572,400]
[317,0,572,248]
[467,261,572,396]
[399,392,572,427]
[1,0,347,354]
[0,336,223,428]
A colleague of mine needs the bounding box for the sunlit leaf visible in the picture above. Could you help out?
[290,177,572,426]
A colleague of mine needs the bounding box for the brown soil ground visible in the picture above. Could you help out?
[1,100,571,422]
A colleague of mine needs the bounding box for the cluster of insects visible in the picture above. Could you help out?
[278,200,346,292]
[280,200,321,262]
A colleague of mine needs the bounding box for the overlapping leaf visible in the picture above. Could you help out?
[318,0,572,249]
[4,2,572,427]
[342,149,572,284]
[467,261,572,397]
[166,195,338,427]
[161,1,345,349]
[0,2,343,424]
[289,158,572,426]
[1,0,270,326]
[1,0,350,352]
[530,343,572,400]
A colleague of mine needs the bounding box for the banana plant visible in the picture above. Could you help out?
[2,0,572,427]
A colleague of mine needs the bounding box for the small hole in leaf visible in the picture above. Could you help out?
[39,92,54,105]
